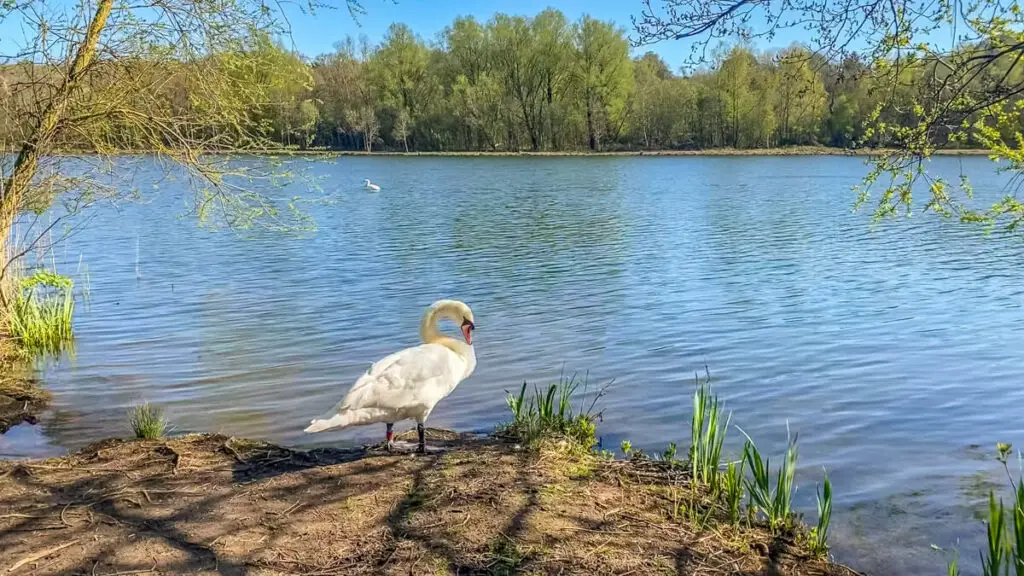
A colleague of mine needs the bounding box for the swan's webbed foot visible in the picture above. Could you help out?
[416,422,426,454]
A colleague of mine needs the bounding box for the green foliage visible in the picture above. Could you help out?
[7,270,75,357]
[1,8,898,156]
[982,492,1009,576]
[948,549,960,576]
[620,440,633,456]
[742,431,799,534]
[1013,480,1024,576]
[722,459,745,524]
[632,0,1024,232]
[809,472,833,555]
[502,374,603,453]
[689,369,731,492]
[663,441,677,462]
[128,402,168,440]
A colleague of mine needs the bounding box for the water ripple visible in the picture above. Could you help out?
[2,155,1022,576]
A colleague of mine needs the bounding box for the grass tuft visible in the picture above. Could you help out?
[6,270,74,358]
[501,372,606,453]
[128,402,168,440]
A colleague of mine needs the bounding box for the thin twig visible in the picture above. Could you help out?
[7,539,79,573]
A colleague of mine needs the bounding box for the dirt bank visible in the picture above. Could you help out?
[0,341,47,434]
[0,431,861,576]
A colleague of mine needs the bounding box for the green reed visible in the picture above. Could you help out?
[689,369,731,492]
[743,430,799,534]
[7,270,74,357]
[809,472,833,555]
[723,459,745,524]
[503,373,605,451]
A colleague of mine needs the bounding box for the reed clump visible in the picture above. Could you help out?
[976,442,1024,576]
[4,269,75,358]
[603,368,834,558]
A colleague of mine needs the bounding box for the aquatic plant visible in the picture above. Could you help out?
[723,459,745,524]
[502,373,606,452]
[743,430,799,534]
[689,369,730,492]
[663,441,678,462]
[982,492,1008,576]
[129,402,168,440]
[809,472,833,555]
[620,440,633,457]
[6,269,75,357]
[1013,481,1024,576]
[948,549,960,576]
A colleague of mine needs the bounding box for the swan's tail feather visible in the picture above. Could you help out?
[304,412,349,433]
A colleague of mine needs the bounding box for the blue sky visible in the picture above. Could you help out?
[0,0,814,71]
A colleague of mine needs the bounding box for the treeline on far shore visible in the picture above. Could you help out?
[3,9,1017,155]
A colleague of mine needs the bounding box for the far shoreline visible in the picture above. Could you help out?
[317,146,993,158]
[6,145,995,158]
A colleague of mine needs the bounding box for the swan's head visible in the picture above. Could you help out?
[427,299,475,345]
[362,179,371,186]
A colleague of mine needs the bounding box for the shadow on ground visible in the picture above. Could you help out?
[0,431,859,575]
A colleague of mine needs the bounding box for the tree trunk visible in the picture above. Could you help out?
[586,95,596,152]
[547,77,556,150]
[0,0,113,256]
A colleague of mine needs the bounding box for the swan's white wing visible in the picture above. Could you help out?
[334,343,464,413]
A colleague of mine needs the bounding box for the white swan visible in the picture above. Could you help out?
[304,299,477,453]
[363,178,381,191]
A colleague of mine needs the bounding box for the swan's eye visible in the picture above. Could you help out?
[461,318,475,330]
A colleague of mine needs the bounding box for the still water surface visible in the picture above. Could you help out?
[2,155,1023,575]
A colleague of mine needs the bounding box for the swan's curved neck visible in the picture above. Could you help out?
[420,306,472,357]
[419,307,443,344]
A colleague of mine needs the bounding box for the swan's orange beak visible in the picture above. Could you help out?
[460,319,474,345]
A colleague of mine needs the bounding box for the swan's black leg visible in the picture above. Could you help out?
[386,423,394,452]
[416,422,425,454]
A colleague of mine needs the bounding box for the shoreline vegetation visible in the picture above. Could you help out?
[2,146,995,157]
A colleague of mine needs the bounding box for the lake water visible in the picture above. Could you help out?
[2,155,1023,575]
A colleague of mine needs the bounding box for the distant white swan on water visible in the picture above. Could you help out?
[363,179,381,191]
[303,299,476,453]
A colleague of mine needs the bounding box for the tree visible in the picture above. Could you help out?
[774,46,827,145]
[297,100,321,149]
[490,14,547,151]
[368,24,431,128]
[632,0,1024,230]
[348,106,380,152]
[393,107,412,152]
[571,16,634,151]
[0,0,362,271]
[533,9,573,149]
[311,41,367,148]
